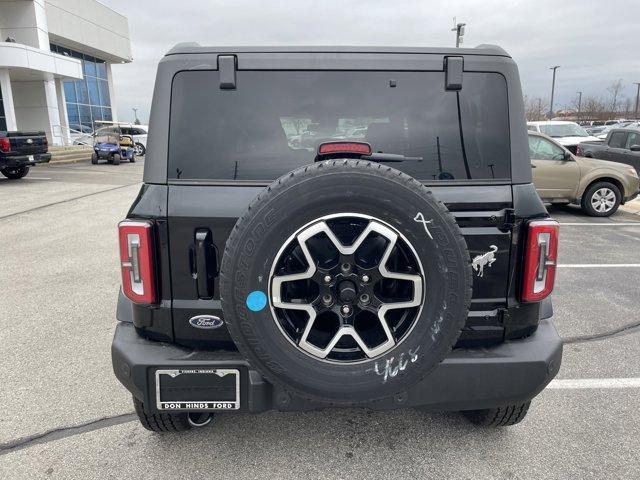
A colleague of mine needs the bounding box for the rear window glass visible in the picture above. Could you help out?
[169,70,510,182]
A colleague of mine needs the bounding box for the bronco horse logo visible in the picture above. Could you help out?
[472,245,498,277]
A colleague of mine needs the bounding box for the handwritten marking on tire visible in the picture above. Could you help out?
[413,212,434,239]
[368,346,420,383]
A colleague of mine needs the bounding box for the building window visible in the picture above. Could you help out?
[51,43,112,133]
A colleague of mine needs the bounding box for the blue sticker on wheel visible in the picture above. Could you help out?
[246,290,267,312]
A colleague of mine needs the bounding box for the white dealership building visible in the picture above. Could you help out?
[0,0,131,145]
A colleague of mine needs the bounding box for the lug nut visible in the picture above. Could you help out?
[341,304,351,316]
[361,274,370,283]
[359,293,370,305]
[323,274,332,284]
[322,294,333,306]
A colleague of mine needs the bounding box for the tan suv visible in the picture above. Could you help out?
[529,132,639,216]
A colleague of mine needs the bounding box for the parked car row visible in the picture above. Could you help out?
[527,121,600,154]
[529,131,639,216]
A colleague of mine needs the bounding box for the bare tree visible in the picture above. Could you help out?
[582,95,607,120]
[607,79,625,114]
[523,95,549,121]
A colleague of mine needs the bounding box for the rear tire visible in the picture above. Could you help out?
[112,153,121,165]
[132,397,213,433]
[462,401,531,427]
[581,181,621,217]
[1,166,30,179]
[91,152,99,164]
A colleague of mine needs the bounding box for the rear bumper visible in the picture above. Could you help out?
[112,319,562,413]
[0,152,51,168]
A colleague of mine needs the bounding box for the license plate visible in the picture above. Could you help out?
[28,155,34,162]
[155,368,240,411]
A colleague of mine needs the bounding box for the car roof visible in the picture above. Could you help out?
[164,43,511,57]
[527,121,577,126]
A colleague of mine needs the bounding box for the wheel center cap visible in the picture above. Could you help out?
[337,280,357,303]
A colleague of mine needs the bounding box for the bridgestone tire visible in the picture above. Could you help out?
[220,160,472,404]
[1,166,30,179]
[462,401,531,427]
[133,397,213,433]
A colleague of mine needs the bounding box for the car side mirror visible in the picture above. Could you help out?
[563,151,573,161]
[630,145,640,152]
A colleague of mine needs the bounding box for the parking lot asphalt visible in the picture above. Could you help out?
[1,161,639,479]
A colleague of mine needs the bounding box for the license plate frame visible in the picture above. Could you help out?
[155,368,240,411]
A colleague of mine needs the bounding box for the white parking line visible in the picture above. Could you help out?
[558,264,640,268]
[547,378,640,389]
[560,223,640,226]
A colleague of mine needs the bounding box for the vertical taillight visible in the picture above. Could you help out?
[118,220,156,304]
[521,219,559,302]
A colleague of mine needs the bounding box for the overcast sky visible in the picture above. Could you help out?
[103,0,640,124]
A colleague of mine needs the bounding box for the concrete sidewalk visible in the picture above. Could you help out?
[621,196,640,215]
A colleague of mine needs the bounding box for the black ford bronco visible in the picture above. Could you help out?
[112,44,562,432]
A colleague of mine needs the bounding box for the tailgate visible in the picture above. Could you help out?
[167,184,514,347]
[6,131,48,154]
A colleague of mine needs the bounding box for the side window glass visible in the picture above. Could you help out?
[626,132,640,149]
[529,136,565,160]
[609,132,628,149]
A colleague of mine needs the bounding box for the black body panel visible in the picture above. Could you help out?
[119,183,547,350]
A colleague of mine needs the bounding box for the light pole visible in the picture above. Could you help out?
[577,91,582,120]
[132,107,139,124]
[634,83,640,119]
[549,66,560,119]
[451,18,466,47]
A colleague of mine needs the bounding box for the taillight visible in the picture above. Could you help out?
[521,219,559,302]
[0,137,10,153]
[43,137,48,149]
[118,220,156,304]
[576,144,583,156]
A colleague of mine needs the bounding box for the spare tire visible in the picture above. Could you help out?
[220,160,472,404]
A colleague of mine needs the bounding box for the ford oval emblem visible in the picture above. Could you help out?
[189,315,224,329]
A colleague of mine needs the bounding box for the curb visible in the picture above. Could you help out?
[48,157,92,165]
[619,196,640,215]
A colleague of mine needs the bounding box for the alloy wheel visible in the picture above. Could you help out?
[591,187,616,213]
[269,213,425,363]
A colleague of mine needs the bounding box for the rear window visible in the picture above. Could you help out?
[169,70,510,182]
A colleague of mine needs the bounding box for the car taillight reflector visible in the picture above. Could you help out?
[318,142,372,156]
[118,220,156,304]
[0,137,10,153]
[521,219,559,302]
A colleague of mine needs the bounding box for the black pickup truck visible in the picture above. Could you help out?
[112,44,562,433]
[577,128,640,173]
[0,130,51,180]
